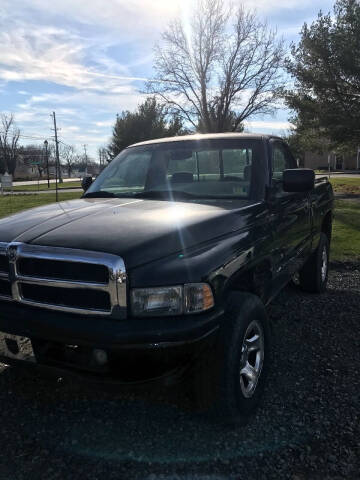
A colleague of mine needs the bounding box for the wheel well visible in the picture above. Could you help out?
[230,261,272,301]
[322,211,333,243]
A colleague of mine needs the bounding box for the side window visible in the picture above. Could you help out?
[168,152,196,175]
[272,142,296,180]
[223,149,252,179]
[167,150,221,181]
[196,150,220,181]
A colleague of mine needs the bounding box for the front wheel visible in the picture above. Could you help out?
[193,293,271,423]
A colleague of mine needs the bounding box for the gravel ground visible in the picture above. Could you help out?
[0,263,359,480]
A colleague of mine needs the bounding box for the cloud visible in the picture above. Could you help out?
[244,120,294,131]
[19,89,145,114]
[2,0,180,44]
[242,0,328,12]
[14,89,146,154]
[0,21,147,92]
[62,126,80,132]
[93,120,114,127]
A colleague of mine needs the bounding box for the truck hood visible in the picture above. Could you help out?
[0,197,255,268]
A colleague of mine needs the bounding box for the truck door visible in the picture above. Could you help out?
[269,140,312,285]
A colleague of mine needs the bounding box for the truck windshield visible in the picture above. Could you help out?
[85,139,263,200]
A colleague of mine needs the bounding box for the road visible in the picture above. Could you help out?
[12,178,81,187]
[2,188,83,195]
[316,173,360,178]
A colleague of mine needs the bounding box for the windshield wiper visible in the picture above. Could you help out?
[134,190,198,199]
[83,191,118,198]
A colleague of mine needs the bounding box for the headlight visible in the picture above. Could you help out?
[131,283,214,317]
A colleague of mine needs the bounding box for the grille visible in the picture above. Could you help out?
[0,255,9,275]
[18,257,109,283]
[20,284,111,311]
[0,242,127,318]
[0,279,11,298]
[0,245,10,300]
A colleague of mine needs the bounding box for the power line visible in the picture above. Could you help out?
[0,131,50,141]
[1,131,84,148]
[58,139,73,148]
[1,127,96,159]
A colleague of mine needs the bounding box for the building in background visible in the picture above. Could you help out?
[303,151,358,171]
[14,155,37,180]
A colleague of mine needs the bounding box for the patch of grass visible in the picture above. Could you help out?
[332,199,360,262]
[12,181,82,192]
[329,177,360,195]
[0,192,82,219]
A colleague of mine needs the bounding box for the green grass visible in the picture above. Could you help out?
[329,177,360,195]
[12,181,82,192]
[0,192,82,219]
[332,199,360,262]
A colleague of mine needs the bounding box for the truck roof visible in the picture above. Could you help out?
[129,132,283,148]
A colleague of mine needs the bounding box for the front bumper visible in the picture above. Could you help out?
[0,301,223,384]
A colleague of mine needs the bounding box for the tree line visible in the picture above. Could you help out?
[0,113,101,179]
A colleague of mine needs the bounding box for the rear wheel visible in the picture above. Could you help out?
[299,233,329,293]
[193,292,271,423]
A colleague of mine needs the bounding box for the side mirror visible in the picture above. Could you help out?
[283,169,315,193]
[81,175,93,191]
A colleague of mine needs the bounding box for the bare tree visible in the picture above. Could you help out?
[147,0,285,132]
[0,113,20,174]
[72,153,86,173]
[59,144,76,178]
[98,147,109,168]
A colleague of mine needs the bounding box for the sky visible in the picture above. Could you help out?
[0,0,335,159]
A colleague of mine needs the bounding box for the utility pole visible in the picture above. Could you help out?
[83,144,88,176]
[44,140,49,188]
[98,148,104,170]
[51,111,61,202]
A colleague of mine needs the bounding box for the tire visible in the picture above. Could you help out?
[299,232,330,293]
[193,292,271,423]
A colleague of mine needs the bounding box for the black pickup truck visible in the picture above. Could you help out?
[0,133,333,421]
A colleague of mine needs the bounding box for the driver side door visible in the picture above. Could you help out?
[269,140,312,290]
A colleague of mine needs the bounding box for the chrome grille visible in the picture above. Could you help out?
[0,243,11,300]
[0,254,9,275]
[0,242,127,318]
[18,257,110,283]
[0,278,12,298]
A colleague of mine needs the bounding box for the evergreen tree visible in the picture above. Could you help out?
[286,0,360,149]
[108,97,186,159]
